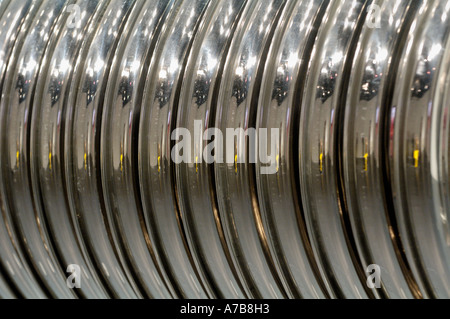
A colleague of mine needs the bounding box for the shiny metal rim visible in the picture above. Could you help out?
[0,0,448,299]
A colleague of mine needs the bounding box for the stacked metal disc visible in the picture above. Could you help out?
[0,0,448,299]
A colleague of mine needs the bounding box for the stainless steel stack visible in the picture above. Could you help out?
[0,0,448,299]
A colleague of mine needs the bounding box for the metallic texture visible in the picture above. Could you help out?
[0,0,448,299]
[298,0,370,298]
[388,0,450,298]
[256,0,329,298]
[343,0,420,299]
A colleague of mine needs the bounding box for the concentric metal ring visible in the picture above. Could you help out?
[0,0,448,299]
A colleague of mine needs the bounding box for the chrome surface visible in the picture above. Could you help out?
[100,0,207,299]
[0,0,76,298]
[388,0,450,298]
[31,0,112,299]
[0,0,48,299]
[256,0,329,298]
[0,0,448,299]
[63,0,173,298]
[298,0,370,298]
[342,0,420,299]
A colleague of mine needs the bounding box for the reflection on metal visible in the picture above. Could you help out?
[0,0,448,299]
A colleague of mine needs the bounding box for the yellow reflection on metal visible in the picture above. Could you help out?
[364,153,368,171]
[195,156,198,173]
[158,155,161,173]
[276,154,279,173]
[319,153,323,173]
[414,150,420,168]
